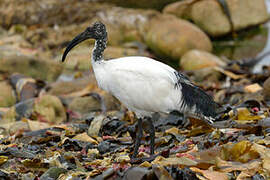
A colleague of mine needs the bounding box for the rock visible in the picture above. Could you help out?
[88,114,106,137]
[263,77,270,100]
[40,167,67,180]
[10,73,46,102]
[123,167,151,180]
[68,96,101,115]
[144,14,212,60]
[101,0,178,10]
[0,45,63,82]
[180,49,226,70]
[163,0,269,37]
[48,77,93,96]
[33,95,66,124]
[0,81,16,107]
[2,99,35,123]
[163,0,193,19]
[0,0,111,28]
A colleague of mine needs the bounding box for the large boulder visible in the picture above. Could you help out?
[144,14,212,60]
[163,0,269,37]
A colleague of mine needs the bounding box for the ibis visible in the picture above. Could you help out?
[62,21,219,159]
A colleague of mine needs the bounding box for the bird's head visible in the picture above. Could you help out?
[62,21,107,62]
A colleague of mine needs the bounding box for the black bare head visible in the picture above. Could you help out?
[62,21,107,62]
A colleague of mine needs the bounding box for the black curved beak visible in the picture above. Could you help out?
[62,30,93,62]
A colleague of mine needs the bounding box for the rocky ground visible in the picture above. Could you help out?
[0,0,270,179]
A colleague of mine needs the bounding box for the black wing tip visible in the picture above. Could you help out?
[180,82,218,118]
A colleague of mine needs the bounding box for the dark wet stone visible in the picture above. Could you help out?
[40,167,67,180]
[0,170,9,180]
[165,167,198,180]
[123,167,155,180]
[0,147,35,159]
[98,141,111,154]
[154,111,186,131]
[252,173,265,180]
[58,155,77,170]
[102,168,115,179]
[258,118,270,128]
[70,123,89,134]
[101,118,127,136]
[62,139,83,151]
[97,141,119,154]
[23,127,64,137]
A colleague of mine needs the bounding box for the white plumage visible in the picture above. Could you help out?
[93,56,182,118]
[62,21,218,159]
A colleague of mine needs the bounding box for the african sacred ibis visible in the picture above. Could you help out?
[62,21,219,159]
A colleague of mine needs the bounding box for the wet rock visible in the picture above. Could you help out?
[62,139,83,152]
[40,167,67,180]
[163,0,269,37]
[123,167,154,180]
[155,111,187,131]
[88,114,106,137]
[97,141,111,154]
[0,81,16,107]
[68,96,101,115]
[0,46,63,82]
[0,147,36,159]
[144,14,212,60]
[33,95,66,124]
[97,141,119,154]
[263,77,270,100]
[180,49,226,71]
[101,118,127,136]
[166,167,199,180]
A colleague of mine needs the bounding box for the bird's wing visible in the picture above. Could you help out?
[104,57,182,114]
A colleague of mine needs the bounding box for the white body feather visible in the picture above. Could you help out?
[92,56,183,118]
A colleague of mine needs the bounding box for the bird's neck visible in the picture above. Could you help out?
[92,38,107,62]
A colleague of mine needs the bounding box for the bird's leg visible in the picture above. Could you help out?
[182,113,190,128]
[145,116,155,155]
[132,118,143,159]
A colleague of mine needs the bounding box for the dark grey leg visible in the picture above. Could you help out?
[146,117,155,155]
[182,113,190,128]
[132,118,143,158]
